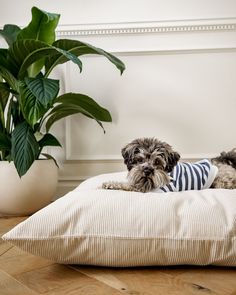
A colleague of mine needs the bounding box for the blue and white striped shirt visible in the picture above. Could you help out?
[155,159,218,193]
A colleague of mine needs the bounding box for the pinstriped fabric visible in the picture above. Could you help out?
[2,188,236,267]
[159,160,215,192]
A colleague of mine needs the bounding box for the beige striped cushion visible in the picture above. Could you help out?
[2,187,236,266]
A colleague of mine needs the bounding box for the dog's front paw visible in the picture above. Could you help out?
[102,182,116,190]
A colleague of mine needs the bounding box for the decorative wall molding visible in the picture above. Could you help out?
[55,17,236,58]
[56,18,236,37]
[2,18,235,40]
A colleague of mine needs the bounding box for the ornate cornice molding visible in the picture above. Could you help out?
[56,18,236,37]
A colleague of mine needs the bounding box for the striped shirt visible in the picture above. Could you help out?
[155,159,218,193]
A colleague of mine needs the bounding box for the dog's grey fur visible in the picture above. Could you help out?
[102,138,236,193]
[211,148,236,189]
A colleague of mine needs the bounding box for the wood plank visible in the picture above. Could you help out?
[44,272,123,295]
[176,267,236,295]
[70,265,128,291]
[0,252,53,276]
[0,240,13,257]
[147,265,193,277]
[72,266,220,295]
[44,283,122,295]
[0,269,38,295]
[15,264,122,295]
[0,245,26,260]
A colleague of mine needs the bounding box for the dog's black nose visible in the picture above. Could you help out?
[143,167,154,176]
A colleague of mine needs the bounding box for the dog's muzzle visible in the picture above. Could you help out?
[143,166,154,177]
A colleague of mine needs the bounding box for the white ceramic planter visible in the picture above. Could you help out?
[0,160,58,216]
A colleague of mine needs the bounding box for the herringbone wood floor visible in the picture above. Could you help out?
[1,216,236,295]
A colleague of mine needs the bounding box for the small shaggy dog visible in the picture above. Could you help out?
[102,138,236,193]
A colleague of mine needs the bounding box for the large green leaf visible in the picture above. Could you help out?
[0,24,21,46]
[8,39,49,76]
[38,133,61,148]
[19,84,45,127]
[45,93,112,132]
[55,93,112,121]
[41,153,59,167]
[19,45,83,79]
[16,7,60,77]
[45,39,125,76]
[8,39,82,79]
[11,121,39,177]
[0,49,10,70]
[46,104,104,133]
[24,77,59,107]
[19,77,59,126]
[0,82,10,111]
[17,7,60,45]
[0,66,19,92]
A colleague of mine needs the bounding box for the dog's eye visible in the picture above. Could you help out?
[137,157,144,163]
[154,158,160,166]
[134,148,140,154]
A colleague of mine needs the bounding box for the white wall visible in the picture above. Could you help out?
[1,0,236,25]
[1,1,236,196]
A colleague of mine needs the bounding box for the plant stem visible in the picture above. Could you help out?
[6,95,13,134]
[0,105,5,130]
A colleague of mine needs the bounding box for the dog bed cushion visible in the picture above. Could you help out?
[2,172,236,267]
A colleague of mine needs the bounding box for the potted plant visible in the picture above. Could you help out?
[0,7,125,215]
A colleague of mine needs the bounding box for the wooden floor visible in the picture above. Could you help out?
[1,217,236,295]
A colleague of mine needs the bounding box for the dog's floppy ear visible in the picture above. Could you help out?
[121,146,128,162]
[165,151,180,173]
[121,144,134,171]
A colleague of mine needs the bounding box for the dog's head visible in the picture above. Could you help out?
[211,148,236,170]
[121,138,180,192]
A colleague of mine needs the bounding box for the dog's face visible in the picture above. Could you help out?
[121,138,180,192]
